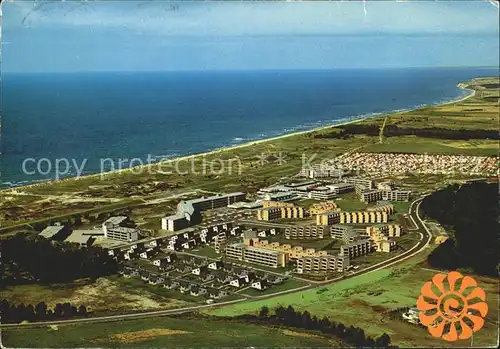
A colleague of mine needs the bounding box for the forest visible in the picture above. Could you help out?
[420,181,498,276]
[315,124,499,140]
[235,305,397,348]
[0,233,118,286]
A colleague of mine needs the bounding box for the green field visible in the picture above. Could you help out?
[239,278,309,297]
[1,316,341,348]
[203,252,499,348]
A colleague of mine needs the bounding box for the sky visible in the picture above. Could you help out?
[1,0,499,72]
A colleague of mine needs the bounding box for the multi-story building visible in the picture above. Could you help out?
[339,211,388,224]
[340,239,372,258]
[365,225,399,253]
[326,183,355,194]
[360,189,384,203]
[366,224,402,238]
[213,231,228,254]
[102,216,129,234]
[382,190,411,202]
[257,207,283,221]
[226,243,287,268]
[257,206,305,221]
[106,227,140,242]
[344,177,373,190]
[308,188,337,200]
[316,212,341,226]
[244,246,288,268]
[161,214,190,231]
[330,225,360,243]
[296,253,350,274]
[285,225,326,239]
[309,201,338,215]
[225,243,245,260]
[161,192,246,231]
[261,201,294,208]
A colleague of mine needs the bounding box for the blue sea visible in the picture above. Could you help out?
[0,67,497,187]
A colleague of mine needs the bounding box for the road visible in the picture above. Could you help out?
[0,197,432,329]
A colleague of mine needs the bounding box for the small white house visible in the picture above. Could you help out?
[251,280,270,291]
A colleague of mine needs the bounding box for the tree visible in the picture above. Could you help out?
[35,302,48,319]
[78,305,88,317]
[258,306,269,318]
[54,303,63,317]
[376,333,392,348]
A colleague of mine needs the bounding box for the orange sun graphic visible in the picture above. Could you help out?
[417,271,488,342]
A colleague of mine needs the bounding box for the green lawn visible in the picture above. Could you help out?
[335,193,369,211]
[203,252,499,348]
[239,279,309,297]
[189,246,221,259]
[1,316,341,348]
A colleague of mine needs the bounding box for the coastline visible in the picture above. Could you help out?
[0,78,482,193]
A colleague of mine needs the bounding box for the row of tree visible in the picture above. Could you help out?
[238,305,395,348]
[421,182,498,276]
[0,233,118,285]
[315,124,498,140]
[0,300,88,323]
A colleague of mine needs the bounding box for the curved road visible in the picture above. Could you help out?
[0,197,432,329]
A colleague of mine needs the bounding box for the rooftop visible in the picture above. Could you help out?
[39,225,65,239]
[103,216,128,225]
[64,231,94,245]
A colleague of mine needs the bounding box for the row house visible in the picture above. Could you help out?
[153,254,178,268]
[208,288,229,299]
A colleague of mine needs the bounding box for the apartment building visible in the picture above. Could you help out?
[340,239,372,258]
[261,201,294,208]
[284,225,326,239]
[106,227,140,242]
[316,212,341,226]
[262,192,298,202]
[257,207,283,221]
[257,206,305,221]
[226,243,245,260]
[226,243,288,268]
[330,225,360,243]
[344,177,373,190]
[297,253,350,274]
[309,201,338,215]
[382,190,411,202]
[339,211,388,224]
[360,189,384,203]
[248,237,328,260]
[366,224,402,238]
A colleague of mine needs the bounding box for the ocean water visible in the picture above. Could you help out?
[0,67,496,187]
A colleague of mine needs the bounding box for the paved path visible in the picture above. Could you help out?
[0,197,432,329]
